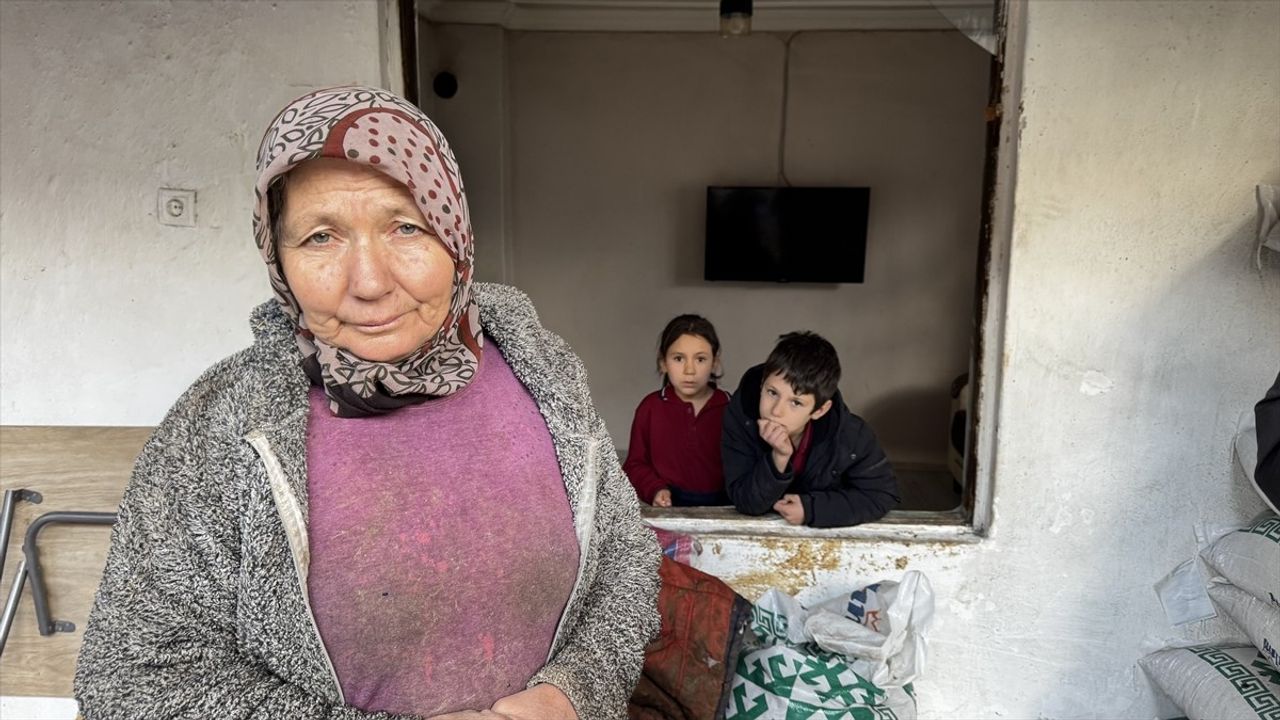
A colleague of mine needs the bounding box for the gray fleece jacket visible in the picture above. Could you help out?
[74,283,662,720]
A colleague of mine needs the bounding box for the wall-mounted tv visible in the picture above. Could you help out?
[704,186,870,283]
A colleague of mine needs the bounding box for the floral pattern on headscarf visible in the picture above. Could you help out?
[253,86,482,417]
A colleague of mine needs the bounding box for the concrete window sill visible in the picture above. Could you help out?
[640,506,981,544]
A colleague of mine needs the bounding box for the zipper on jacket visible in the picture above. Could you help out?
[244,430,346,704]
[547,435,600,660]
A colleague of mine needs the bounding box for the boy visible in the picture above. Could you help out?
[722,331,899,528]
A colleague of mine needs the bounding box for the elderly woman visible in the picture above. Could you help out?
[74,86,661,720]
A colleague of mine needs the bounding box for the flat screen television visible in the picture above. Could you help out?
[704,186,870,283]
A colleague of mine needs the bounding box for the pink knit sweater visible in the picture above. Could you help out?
[304,341,580,716]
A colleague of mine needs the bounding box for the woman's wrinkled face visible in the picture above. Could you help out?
[276,158,455,363]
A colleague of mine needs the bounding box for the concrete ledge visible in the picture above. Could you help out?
[641,506,982,543]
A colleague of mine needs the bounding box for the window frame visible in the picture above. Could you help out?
[643,0,1025,541]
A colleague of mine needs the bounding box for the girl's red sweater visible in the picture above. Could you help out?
[623,385,731,504]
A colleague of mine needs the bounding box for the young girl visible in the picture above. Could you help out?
[624,315,732,507]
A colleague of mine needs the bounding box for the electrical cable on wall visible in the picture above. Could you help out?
[777,32,799,187]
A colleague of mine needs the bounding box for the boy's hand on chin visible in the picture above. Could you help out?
[773,494,805,525]
[758,419,793,472]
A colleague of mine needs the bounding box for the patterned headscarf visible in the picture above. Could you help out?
[253,86,482,417]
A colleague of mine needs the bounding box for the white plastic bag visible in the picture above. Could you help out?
[804,571,935,689]
[747,571,934,689]
[1154,558,1217,627]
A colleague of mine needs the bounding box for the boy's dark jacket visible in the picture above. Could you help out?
[722,364,900,528]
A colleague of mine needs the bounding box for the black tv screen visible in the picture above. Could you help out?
[704,186,870,283]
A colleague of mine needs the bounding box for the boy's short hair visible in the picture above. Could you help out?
[762,331,841,407]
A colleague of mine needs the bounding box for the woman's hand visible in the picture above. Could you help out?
[652,488,673,507]
[490,683,578,720]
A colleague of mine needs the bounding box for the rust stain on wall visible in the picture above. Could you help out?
[724,538,843,599]
[709,535,968,601]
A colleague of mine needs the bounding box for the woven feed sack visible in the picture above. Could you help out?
[728,642,917,720]
[1209,583,1280,670]
[1139,645,1280,719]
[1202,515,1280,606]
[726,587,924,720]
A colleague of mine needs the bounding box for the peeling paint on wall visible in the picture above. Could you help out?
[1080,370,1115,396]
[698,536,964,602]
[721,538,844,598]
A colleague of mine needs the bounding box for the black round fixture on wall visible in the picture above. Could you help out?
[433,71,458,99]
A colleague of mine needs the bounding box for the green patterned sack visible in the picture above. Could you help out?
[726,585,922,720]
[1208,583,1280,670]
[1202,514,1280,606]
[727,643,916,720]
[1140,645,1280,719]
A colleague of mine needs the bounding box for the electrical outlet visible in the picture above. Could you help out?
[157,188,196,227]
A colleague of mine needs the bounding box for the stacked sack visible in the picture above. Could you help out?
[1140,513,1280,718]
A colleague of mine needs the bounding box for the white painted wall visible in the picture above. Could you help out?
[0,0,389,427]
[496,30,988,465]
[692,1,1280,717]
